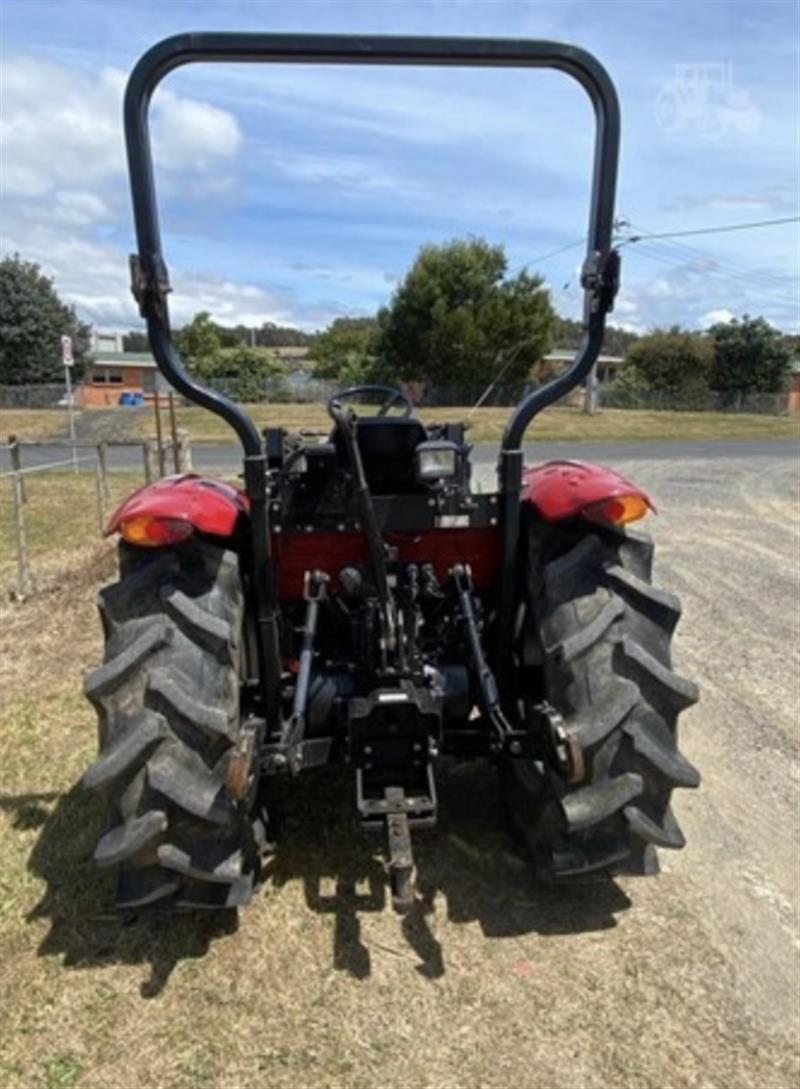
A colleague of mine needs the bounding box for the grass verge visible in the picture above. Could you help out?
[3,402,798,445]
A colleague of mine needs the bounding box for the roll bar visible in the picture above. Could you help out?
[123,33,622,716]
[124,32,620,453]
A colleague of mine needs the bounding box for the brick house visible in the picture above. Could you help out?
[79,332,159,406]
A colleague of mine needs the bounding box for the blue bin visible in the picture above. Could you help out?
[119,391,133,406]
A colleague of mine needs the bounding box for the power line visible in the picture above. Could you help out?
[619,218,799,304]
[629,241,798,303]
[620,216,799,245]
[637,234,797,293]
[623,241,798,307]
[511,238,584,277]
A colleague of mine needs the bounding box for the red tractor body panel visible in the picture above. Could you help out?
[521,459,653,522]
[107,460,650,591]
[105,474,248,538]
[273,528,500,600]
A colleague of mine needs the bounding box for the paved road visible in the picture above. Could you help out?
[2,437,796,474]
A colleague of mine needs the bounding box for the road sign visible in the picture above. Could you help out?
[61,335,74,367]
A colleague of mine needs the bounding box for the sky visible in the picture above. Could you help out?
[1,0,798,334]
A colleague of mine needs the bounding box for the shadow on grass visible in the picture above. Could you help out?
[266,759,632,979]
[2,785,237,999]
[8,760,630,991]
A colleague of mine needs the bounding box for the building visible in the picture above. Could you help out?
[542,349,625,383]
[789,360,800,414]
[79,332,159,406]
[269,346,311,364]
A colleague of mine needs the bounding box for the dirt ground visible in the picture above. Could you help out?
[0,448,798,1089]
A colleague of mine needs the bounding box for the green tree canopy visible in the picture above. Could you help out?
[0,254,91,384]
[122,330,150,353]
[552,315,639,357]
[309,316,380,381]
[622,327,714,399]
[708,316,792,397]
[256,322,314,348]
[376,238,555,392]
[192,345,285,401]
[175,311,221,369]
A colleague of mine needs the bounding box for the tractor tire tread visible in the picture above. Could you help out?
[83,539,253,911]
[506,525,699,880]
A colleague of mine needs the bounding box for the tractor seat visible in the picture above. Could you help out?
[333,416,428,493]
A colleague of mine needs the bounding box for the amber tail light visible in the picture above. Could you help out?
[581,494,652,526]
[119,516,194,547]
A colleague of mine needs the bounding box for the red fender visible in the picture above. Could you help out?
[521,459,653,522]
[105,474,248,538]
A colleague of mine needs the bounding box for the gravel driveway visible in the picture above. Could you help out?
[1,444,797,1089]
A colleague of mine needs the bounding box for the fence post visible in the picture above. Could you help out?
[168,392,180,474]
[153,395,165,477]
[95,458,107,533]
[8,434,26,503]
[9,462,30,601]
[97,440,110,501]
[177,429,192,472]
[142,441,152,483]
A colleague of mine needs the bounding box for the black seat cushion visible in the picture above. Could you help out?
[333,417,427,493]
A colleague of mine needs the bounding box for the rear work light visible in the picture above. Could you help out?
[119,515,194,547]
[581,493,652,526]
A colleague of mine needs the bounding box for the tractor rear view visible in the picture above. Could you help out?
[82,32,699,913]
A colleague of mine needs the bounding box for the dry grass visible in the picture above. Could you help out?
[0,474,797,1089]
[3,402,797,446]
[2,409,77,442]
[0,471,141,594]
[175,403,800,444]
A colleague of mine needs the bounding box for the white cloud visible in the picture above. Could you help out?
[0,220,321,329]
[647,277,677,299]
[665,185,798,215]
[0,55,241,198]
[152,87,241,172]
[53,190,112,226]
[0,54,286,330]
[271,150,401,193]
[699,308,736,327]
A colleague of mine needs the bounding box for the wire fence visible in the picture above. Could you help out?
[598,386,790,414]
[0,433,192,601]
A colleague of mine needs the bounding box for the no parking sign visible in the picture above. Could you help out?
[60,335,73,367]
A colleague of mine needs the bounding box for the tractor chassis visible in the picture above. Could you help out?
[246,551,578,907]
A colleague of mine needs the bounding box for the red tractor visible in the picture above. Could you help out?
[83,33,699,912]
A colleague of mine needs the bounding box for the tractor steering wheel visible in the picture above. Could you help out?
[327,384,413,419]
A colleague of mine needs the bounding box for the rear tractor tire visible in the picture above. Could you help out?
[83,539,260,910]
[505,525,700,880]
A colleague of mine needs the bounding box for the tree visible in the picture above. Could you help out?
[376,238,555,393]
[192,345,286,401]
[621,327,713,402]
[257,322,315,348]
[709,316,792,399]
[310,317,380,381]
[552,315,639,356]
[123,330,150,352]
[0,254,91,384]
[175,311,221,370]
